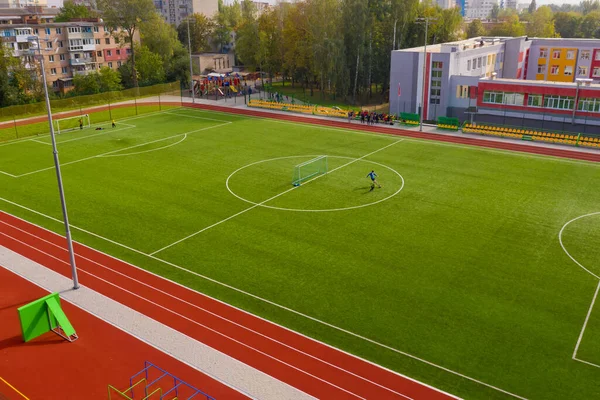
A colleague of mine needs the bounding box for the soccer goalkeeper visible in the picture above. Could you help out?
[367,170,381,191]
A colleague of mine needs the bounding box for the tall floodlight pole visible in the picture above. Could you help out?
[187,13,195,103]
[415,17,436,132]
[28,35,79,289]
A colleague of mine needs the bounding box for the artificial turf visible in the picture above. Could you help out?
[1,106,600,399]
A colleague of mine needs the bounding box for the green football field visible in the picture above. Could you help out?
[1,107,600,399]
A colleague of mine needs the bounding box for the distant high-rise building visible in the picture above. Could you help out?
[0,0,48,8]
[465,0,498,20]
[155,0,218,26]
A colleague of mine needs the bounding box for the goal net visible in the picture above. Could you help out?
[292,155,328,186]
[53,114,91,134]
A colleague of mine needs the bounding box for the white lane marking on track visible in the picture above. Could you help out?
[0,230,371,400]
[0,218,416,400]
[225,155,404,212]
[0,199,523,399]
[150,140,402,255]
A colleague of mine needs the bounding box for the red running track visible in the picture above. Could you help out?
[0,211,457,400]
[0,259,247,399]
[185,103,600,163]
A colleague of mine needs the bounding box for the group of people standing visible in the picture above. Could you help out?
[348,110,396,125]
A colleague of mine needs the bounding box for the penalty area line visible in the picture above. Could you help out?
[149,139,403,256]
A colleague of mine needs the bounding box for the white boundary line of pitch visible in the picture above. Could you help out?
[1,187,526,397]
[0,200,525,399]
[150,139,403,255]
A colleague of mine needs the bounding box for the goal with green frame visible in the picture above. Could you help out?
[292,155,328,186]
[53,114,91,134]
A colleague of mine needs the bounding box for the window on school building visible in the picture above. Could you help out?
[537,64,546,74]
[552,50,561,59]
[539,48,547,58]
[429,98,440,104]
[544,95,574,110]
[478,57,482,68]
[564,66,573,76]
[455,85,469,98]
[578,98,600,112]
[431,80,441,87]
[566,50,575,59]
[551,65,559,75]
[503,93,524,106]
[596,52,600,61]
[528,94,543,107]
[578,66,588,76]
[483,91,504,104]
[431,70,442,78]
[467,60,471,70]
[432,61,443,69]
[430,88,441,96]
[581,50,590,60]
[594,67,600,77]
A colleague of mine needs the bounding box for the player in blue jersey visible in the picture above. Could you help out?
[367,170,381,191]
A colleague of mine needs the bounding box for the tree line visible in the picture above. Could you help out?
[467,0,600,39]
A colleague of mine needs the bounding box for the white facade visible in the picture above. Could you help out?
[0,0,47,7]
[465,0,498,19]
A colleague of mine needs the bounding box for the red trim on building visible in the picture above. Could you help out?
[423,52,431,120]
[590,49,600,80]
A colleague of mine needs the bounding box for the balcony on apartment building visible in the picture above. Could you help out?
[14,28,33,43]
[70,54,96,66]
[66,26,95,40]
[72,67,95,76]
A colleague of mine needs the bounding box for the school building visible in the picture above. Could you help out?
[390,37,600,134]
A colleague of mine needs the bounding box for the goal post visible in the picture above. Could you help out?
[292,155,328,186]
[53,114,91,134]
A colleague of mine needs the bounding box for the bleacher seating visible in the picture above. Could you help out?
[462,123,600,148]
[248,99,348,118]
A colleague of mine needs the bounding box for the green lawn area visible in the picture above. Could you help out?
[1,107,600,399]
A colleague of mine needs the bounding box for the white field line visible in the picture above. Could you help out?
[13,122,230,178]
[164,111,238,124]
[572,280,600,360]
[0,170,17,178]
[178,108,600,168]
[0,108,182,148]
[30,139,52,146]
[51,123,137,145]
[0,231,369,400]
[99,134,188,158]
[0,201,520,399]
[573,357,600,368]
[559,212,600,280]
[149,139,402,256]
[0,218,416,400]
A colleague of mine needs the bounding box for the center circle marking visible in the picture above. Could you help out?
[225,155,405,212]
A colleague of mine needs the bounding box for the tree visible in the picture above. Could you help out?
[98,67,122,92]
[97,0,157,88]
[489,14,526,36]
[467,19,487,38]
[177,13,215,53]
[579,10,600,37]
[491,3,500,20]
[528,0,537,14]
[527,6,556,37]
[554,11,581,38]
[55,0,92,22]
[73,73,101,95]
[130,44,165,86]
[235,0,260,70]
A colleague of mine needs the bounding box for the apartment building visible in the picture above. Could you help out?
[154,0,218,26]
[1,20,134,93]
[0,0,48,8]
[390,36,600,132]
[465,0,498,19]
